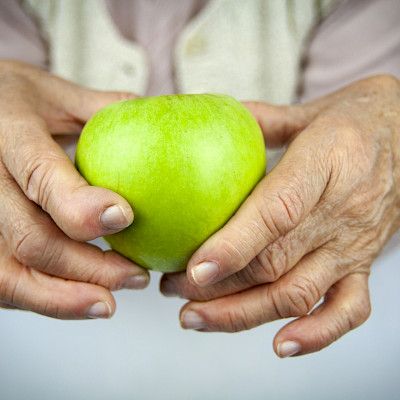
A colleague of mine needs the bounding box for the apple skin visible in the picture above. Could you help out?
[75,94,266,273]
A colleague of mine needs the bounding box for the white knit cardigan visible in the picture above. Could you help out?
[23,0,334,104]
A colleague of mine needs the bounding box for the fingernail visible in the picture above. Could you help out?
[191,261,219,286]
[181,310,206,330]
[277,341,302,358]
[160,278,179,297]
[100,205,133,230]
[122,275,149,290]
[86,301,112,319]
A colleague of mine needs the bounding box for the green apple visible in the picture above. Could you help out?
[75,94,266,272]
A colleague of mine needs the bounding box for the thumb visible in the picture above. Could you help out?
[186,127,331,287]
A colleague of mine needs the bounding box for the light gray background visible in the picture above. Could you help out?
[0,232,399,400]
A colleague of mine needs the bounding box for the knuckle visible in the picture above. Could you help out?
[221,306,255,332]
[12,221,61,270]
[314,322,343,349]
[218,236,248,268]
[39,290,81,319]
[0,264,25,306]
[328,127,372,183]
[39,297,65,319]
[273,276,320,318]
[259,186,305,236]
[76,263,104,287]
[276,188,305,227]
[236,260,261,287]
[90,251,122,289]
[357,302,372,326]
[23,152,63,209]
[12,225,42,266]
[257,239,289,282]
[239,238,289,287]
[314,297,371,348]
[343,299,371,330]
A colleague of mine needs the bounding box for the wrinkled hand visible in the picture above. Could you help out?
[0,61,149,319]
[160,75,400,357]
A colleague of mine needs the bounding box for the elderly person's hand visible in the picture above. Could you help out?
[0,61,149,319]
[160,75,400,357]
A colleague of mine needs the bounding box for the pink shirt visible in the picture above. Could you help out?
[0,0,399,101]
